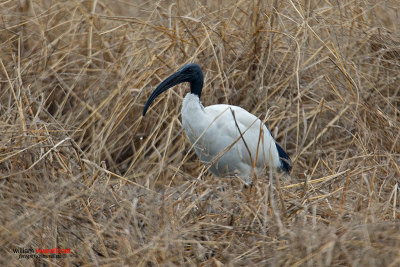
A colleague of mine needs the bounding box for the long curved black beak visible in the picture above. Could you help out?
[142,71,184,116]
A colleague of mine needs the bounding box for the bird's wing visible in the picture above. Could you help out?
[204,104,278,168]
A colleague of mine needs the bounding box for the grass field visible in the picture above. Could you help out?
[1,0,399,266]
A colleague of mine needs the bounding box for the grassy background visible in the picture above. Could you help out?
[1,0,399,266]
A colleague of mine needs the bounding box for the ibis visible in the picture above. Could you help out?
[142,63,292,184]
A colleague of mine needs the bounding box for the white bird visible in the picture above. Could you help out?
[143,63,292,184]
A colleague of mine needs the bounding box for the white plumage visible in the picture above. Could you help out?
[143,63,291,184]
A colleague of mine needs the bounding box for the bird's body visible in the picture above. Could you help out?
[182,93,281,184]
[143,63,291,184]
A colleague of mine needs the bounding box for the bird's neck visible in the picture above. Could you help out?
[190,80,203,99]
[182,93,204,116]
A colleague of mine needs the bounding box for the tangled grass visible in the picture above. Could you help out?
[1,0,399,266]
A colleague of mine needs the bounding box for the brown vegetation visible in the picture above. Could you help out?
[1,0,399,266]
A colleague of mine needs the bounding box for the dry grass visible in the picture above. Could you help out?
[1,0,400,266]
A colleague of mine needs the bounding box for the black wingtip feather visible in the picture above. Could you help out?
[275,143,292,173]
